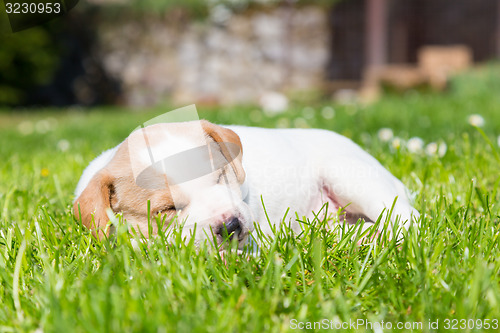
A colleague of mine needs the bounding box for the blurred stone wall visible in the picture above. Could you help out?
[97,6,329,106]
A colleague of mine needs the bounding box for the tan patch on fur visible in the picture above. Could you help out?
[200,120,245,184]
[73,168,114,238]
[74,120,245,238]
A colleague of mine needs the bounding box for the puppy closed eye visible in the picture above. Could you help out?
[154,206,176,216]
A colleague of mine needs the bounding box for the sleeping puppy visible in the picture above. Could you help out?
[73,120,419,247]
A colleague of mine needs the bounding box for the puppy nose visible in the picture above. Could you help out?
[218,217,242,240]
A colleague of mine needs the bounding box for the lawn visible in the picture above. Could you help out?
[0,64,500,332]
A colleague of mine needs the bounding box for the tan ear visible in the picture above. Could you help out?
[200,120,245,183]
[73,169,114,237]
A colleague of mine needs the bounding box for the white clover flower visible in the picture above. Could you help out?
[425,142,438,156]
[321,106,335,119]
[18,121,34,135]
[425,141,446,157]
[57,139,71,152]
[35,120,50,134]
[35,118,57,134]
[260,91,288,115]
[276,118,290,128]
[407,137,424,153]
[301,106,315,119]
[377,128,393,142]
[293,117,309,128]
[438,142,447,157]
[391,137,402,150]
[467,114,485,127]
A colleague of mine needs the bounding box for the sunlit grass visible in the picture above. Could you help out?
[0,65,500,332]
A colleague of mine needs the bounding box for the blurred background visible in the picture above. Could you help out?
[0,0,499,109]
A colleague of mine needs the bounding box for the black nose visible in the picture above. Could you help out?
[219,217,242,240]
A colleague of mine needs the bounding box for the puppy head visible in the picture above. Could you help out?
[73,120,252,247]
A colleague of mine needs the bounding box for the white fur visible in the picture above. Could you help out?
[74,147,118,199]
[75,124,419,243]
[225,126,419,235]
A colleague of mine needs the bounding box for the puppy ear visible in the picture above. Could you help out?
[73,169,114,237]
[201,120,245,183]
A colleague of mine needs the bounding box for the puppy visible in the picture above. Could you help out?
[74,120,419,247]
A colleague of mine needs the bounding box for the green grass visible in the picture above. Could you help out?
[1,64,500,332]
